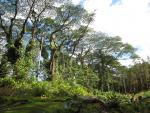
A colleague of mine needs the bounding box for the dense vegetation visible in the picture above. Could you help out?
[0,0,150,113]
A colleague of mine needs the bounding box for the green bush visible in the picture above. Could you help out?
[59,64,99,90]
[70,84,91,96]
[31,81,51,97]
[50,80,71,96]
[50,80,91,97]
[96,91,131,105]
[1,78,91,97]
[0,77,16,88]
[14,81,32,96]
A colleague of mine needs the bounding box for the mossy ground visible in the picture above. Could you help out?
[0,97,71,113]
[0,78,150,113]
[0,95,150,113]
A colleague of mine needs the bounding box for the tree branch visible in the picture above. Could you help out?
[20,0,36,39]
[9,0,19,37]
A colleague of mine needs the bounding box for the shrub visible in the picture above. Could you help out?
[49,80,91,97]
[70,84,91,96]
[0,78,92,97]
[0,77,16,88]
[96,91,131,105]
[14,81,32,96]
[31,81,51,97]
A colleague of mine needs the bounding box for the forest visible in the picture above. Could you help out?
[0,0,150,113]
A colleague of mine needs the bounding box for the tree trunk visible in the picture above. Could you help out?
[36,37,44,79]
[49,49,57,80]
[123,78,126,93]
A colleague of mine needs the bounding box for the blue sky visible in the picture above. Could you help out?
[72,0,150,65]
[79,0,86,5]
[111,0,121,5]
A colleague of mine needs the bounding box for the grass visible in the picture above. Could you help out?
[0,78,150,113]
[0,94,149,113]
[0,97,71,113]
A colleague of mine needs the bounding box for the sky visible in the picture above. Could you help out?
[72,0,150,65]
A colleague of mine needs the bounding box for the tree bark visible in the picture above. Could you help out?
[49,49,57,80]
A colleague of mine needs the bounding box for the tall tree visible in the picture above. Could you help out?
[0,0,65,77]
[75,32,138,90]
[40,4,94,80]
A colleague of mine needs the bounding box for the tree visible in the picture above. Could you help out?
[39,4,94,80]
[75,32,138,91]
[0,0,94,80]
[0,0,65,77]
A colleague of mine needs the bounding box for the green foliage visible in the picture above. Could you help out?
[71,66,99,89]
[51,41,58,50]
[25,39,38,56]
[31,81,51,97]
[13,39,39,79]
[0,77,149,113]
[0,55,11,78]
[143,90,150,97]
[14,57,33,79]
[70,85,90,96]
[0,77,16,88]
[14,81,32,96]
[0,0,149,104]
[0,1,150,112]
[59,61,99,90]
[48,80,91,97]
[96,91,131,105]
[0,78,91,97]
[43,18,55,25]
[41,46,49,59]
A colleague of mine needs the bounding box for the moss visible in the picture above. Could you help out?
[0,96,150,113]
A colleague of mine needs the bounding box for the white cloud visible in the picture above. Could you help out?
[82,0,150,62]
[72,0,81,4]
